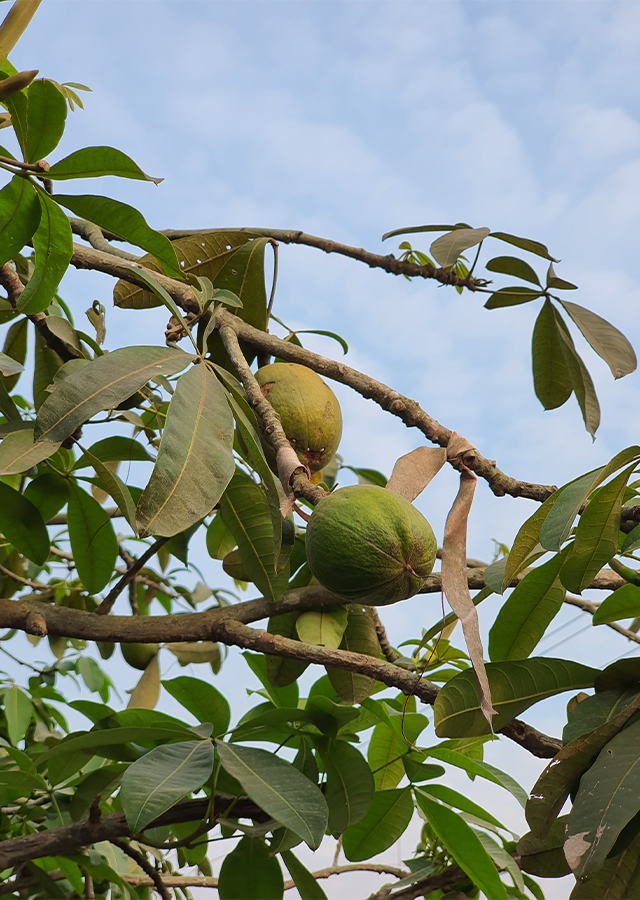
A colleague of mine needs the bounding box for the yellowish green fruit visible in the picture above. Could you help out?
[306,485,437,606]
[121,642,159,670]
[255,363,342,473]
[327,604,379,703]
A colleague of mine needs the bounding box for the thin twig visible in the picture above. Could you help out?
[370,608,400,662]
[95,537,169,616]
[564,594,640,645]
[111,839,171,900]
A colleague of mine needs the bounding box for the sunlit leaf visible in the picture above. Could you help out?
[0,427,59,474]
[296,607,348,649]
[48,146,162,183]
[489,231,559,262]
[0,175,41,266]
[7,78,67,162]
[592,584,640,625]
[485,255,541,285]
[4,685,32,746]
[382,224,463,241]
[559,299,637,380]
[430,227,489,268]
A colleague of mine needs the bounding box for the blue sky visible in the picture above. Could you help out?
[5,2,640,895]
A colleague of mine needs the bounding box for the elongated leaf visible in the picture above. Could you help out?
[55,194,182,280]
[218,836,284,900]
[484,286,543,309]
[556,312,601,437]
[563,690,639,745]
[17,191,73,314]
[0,480,49,564]
[162,677,230,735]
[126,654,160,710]
[504,493,564,588]
[417,783,505,830]
[419,745,528,807]
[20,79,67,161]
[47,146,162,183]
[4,685,32,746]
[75,436,153,469]
[67,482,118,593]
[137,364,234,537]
[120,739,213,832]
[489,553,566,661]
[382,224,462,241]
[367,722,407,791]
[560,463,636,593]
[323,740,374,834]
[565,719,640,879]
[342,788,413,861]
[23,471,68,522]
[296,607,348,649]
[0,316,28,392]
[518,817,571,878]
[526,693,640,838]
[0,175,41,266]
[220,468,290,603]
[216,742,328,849]
[75,446,137,532]
[34,346,192,442]
[417,794,508,899]
[559,299,637,379]
[265,613,310,689]
[485,256,541,285]
[547,263,578,291]
[0,427,59,474]
[430,227,489,267]
[281,850,328,900]
[489,232,559,261]
[593,584,640,625]
[570,833,640,899]
[114,230,258,309]
[434,658,598,738]
[33,330,63,411]
[532,299,573,409]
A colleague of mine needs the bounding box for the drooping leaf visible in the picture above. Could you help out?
[296,607,348,649]
[417,794,508,899]
[342,788,414,861]
[323,740,374,835]
[0,175,41,266]
[218,836,284,900]
[76,445,137,532]
[423,744,528,807]
[563,690,638,745]
[47,146,162,183]
[488,231,559,262]
[164,642,221,669]
[517,816,571,878]
[0,316,27,391]
[546,263,578,291]
[0,427,60,474]
[429,227,489,268]
[205,513,236,560]
[219,468,290,603]
[570,833,640,899]
[484,286,543,309]
[382,224,463,241]
[532,299,573,409]
[416,783,505,830]
[556,311,601,437]
[593,584,640,625]
[485,256,541,285]
[67,482,118,593]
[434,658,598,738]
[15,79,67,161]
[385,446,446,502]
[54,194,183,280]
[127,655,160,710]
[525,693,640,838]
[565,719,640,879]
[137,363,234,537]
[34,346,192,443]
[162,676,230,736]
[0,480,49,564]
[558,299,637,380]
[216,742,328,849]
[488,553,566,661]
[559,463,636,594]
[120,739,214,832]
[280,850,328,900]
[503,491,563,588]
[32,330,64,411]
[4,685,32,746]
[327,604,379,704]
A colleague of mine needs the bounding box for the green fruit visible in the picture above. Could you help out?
[306,485,437,606]
[327,604,379,703]
[121,642,159,670]
[255,363,342,473]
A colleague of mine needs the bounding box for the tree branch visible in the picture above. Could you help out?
[111,839,170,900]
[95,536,169,615]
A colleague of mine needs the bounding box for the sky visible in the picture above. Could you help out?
[5,1,640,897]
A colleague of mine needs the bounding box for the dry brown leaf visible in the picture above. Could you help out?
[385,446,447,501]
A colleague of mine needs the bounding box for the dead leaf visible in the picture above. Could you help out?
[385,446,447,502]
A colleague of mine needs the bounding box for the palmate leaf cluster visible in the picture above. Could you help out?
[1,8,640,900]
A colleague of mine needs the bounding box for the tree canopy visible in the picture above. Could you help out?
[1,3,640,899]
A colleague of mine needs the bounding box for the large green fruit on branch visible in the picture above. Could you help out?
[254,363,342,473]
[121,642,159,671]
[306,485,437,606]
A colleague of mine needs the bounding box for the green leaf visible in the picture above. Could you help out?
[34,346,192,443]
[485,256,541,285]
[120,739,214,832]
[382,224,463,241]
[565,719,640,879]
[23,471,68,522]
[417,794,508,899]
[78,446,137,532]
[558,299,637,380]
[136,364,234,537]
[488,232,559,262]
[47,146,162,183]
[525,693,640,838]
[67,482,118,593]
[17,79,67,161]
[0,316,28,392]
[563,690,638,745]
[296,607,348,648]
[0,480,49,563]
[367,721,409,791]
[532,299,574,409]
[0,351,22,378]
[162,677,230,735]
[4,685,32,745]
[569,833,640,899]
[323,740,374,834]
[429,227,490,267]
[503,491,564,588]
[114,230,259,309]
[559,463,636,593]
[75,436,153,468]
[0,427,60,474]
[220,468,290,603]
[423,745,529,807]
[593,584,640,625]
[54,194,183,280]
[488,553,566,661]
[416,783,505,830]
[205,513,236,560]
[289,329,349,355]
[216,742,328,849]
[0,175,41,266]
[546,263,578,291]
[266,613,310,689]
[33,330,64,411]
[517,816,571,878]
[556,312,601,438]
[342,788,413,861]
[218,836,284,900]
[280,850,328,900]
[340,465,388,488]
[484,286,543,309]
[434,658,598,738]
